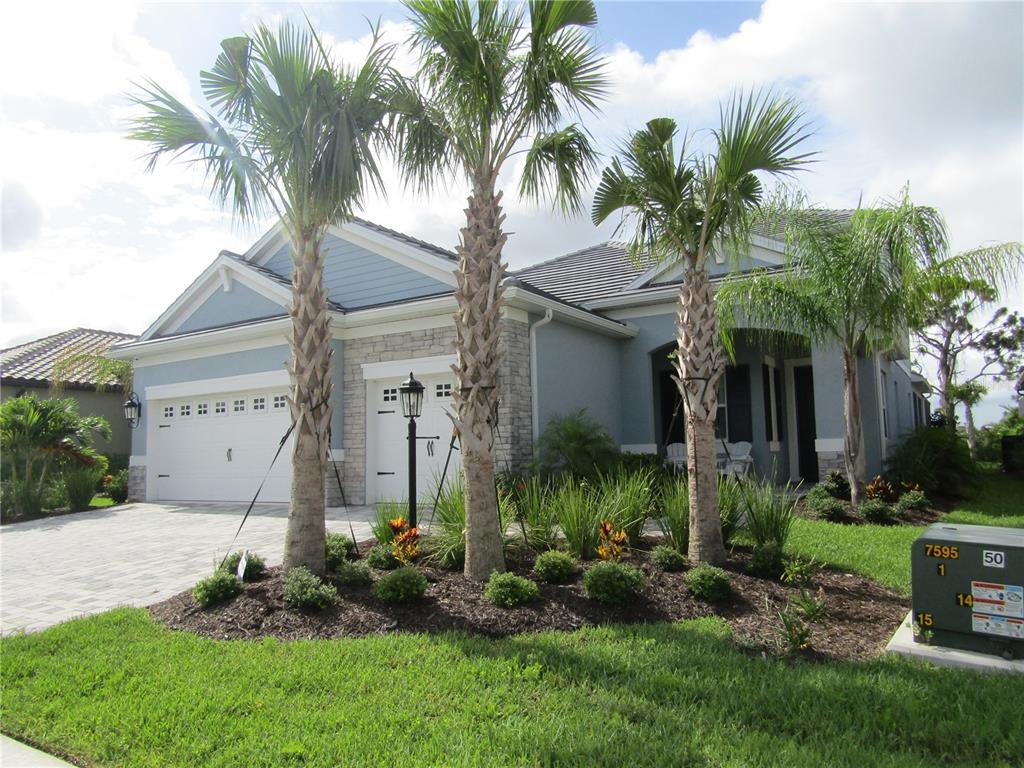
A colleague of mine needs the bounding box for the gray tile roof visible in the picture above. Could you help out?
[512,242,652,305]
[353,217,457,261]
[1,328,138,388]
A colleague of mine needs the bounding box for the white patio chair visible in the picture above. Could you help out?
[724,441,754,476]
[665,442,687,470]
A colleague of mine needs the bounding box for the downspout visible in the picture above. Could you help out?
[530,309,554,443]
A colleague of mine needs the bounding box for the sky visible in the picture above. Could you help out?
[1,0,1022,424]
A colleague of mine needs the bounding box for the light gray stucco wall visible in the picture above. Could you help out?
[533,318,623,444]
[618,314,677,447]
[171,284,284,335]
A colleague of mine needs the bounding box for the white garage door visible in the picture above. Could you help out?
[149,388,294,502]
[369,374,462,504]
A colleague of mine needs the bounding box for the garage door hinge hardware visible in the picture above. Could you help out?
[158,424,171,428]
[377,471,396,476]
[377,409,395,414]
[158,474,170,478]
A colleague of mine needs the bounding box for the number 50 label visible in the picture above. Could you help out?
[983,550,1005,569]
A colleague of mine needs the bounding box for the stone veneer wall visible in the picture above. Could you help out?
[817,450,846,477]
[128,465,146,502]
[341,318,533,505]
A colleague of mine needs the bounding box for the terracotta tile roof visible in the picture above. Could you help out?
[0,328,138,389]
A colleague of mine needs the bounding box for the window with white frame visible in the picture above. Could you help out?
[163,405,175,419]
[382,387,398,403]
[252,396,266,413]
[196,402,209,417]
[233,398,246,413]
[179,403,191,417]
[214,400,227,415]
[435,382,452,399]
[273,394,288,410]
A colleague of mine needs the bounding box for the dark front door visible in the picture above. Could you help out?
[793,365,818,482]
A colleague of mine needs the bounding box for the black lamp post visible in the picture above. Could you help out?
[123,392,142,429]
[398,372,425,528]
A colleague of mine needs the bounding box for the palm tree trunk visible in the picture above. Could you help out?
[842,349,866,506]
[283,233,332,575]
[937,355,954,428]
[454,171,507,581]
[675,267,726,565]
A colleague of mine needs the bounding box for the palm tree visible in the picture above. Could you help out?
[128,22,396,574]
[949,380,987,457]
[392,0,607,580]
[716,190,948,506]
[592,95,814,565]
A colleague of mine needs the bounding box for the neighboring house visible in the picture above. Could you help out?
[1,327,139,455]
[109,218,927,505]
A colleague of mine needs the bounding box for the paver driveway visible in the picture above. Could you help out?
[0,502,375,634]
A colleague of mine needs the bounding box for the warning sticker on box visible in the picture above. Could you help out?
[972,613,1024,640]
[971,581,1024,618]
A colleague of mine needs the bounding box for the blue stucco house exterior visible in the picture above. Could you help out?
[110,218,930,506]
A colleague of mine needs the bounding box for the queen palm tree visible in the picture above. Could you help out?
[716,190,948,506]
[592,96,814,565]
[128,22,396,574]
[392,0,607,580]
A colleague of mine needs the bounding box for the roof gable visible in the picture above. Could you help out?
[1,327,137,388]
[172,281,285,336]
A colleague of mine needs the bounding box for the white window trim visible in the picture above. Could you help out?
[763,356,781,447]
[145,370,289,401]
[362,354,457,381]
[784,357,813,482]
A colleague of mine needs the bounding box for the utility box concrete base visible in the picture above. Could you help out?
[911,523,1024,659]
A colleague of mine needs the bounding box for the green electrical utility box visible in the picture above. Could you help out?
[911,523,1024,658]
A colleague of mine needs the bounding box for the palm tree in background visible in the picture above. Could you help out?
[128,22,396,574]
[593,95,814,565]
[392,0,607,579]
[717,190,948,506]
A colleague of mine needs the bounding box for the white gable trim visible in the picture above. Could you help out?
[138,255,292,342]
[623,235,787,292]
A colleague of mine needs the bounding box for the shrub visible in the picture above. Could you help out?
[533,550,577,583]
[367,544,400,571]
[885,426,979,498]
[333,561,373,587]
[819,470,850,500]
[718,475,743,543]
[192,570,242,608]
[657,475,689,554]
[64,464,101,511]
[741,477,796,550]
[895,488,929,513]
[865,476,895,502]
[791,588,828,622]
[106,468,129,503]
[684,564,731,601]
[776,603,812,654]
[597,468,653,545]
[0,479,47,520]
[781,556,817,587]
[373,567,428,603]
[858,498,897,524]
[370,501,405,544]
[582,561,644,604]
[596,520,628,561]
[220,551,266,581]
[325,533,356,571]
[530,410,620,479]
[484,572,539,608]
[426,473,466,568]
[750,543,785,578]
[552,479,600,559]
[283,567,337,610]
[805,485,846,522]
[391,524,421,565]
[651,544,686,572]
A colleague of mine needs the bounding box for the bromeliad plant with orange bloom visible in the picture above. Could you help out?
[597,520,628,561]
[389,518,421,564]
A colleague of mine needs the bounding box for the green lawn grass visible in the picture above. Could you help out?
[3,609,1021,768]
[89,494,115,509]
[786,469,1024,594]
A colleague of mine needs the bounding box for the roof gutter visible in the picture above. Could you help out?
[504,285,637,338]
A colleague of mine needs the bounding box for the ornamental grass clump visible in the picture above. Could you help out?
[684,564,731,601]
[370,501,405,544]
[553,479,600,559]
[717,475,744,543]
[483,572,539,608]
[283,567,337,611]
[651,544,686,572]
[532,550,577,583]
[742,477,797,576]
[373,567,428,604]
[582,561,644,605]
[515,475,558,550]
[220,551,266,581]
[325,533,356,571]
[193,570,242,608]
[426,474,467,569]
[597,468,653,545]
[657,475,689,555]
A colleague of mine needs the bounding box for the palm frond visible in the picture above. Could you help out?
[519,124,598,216]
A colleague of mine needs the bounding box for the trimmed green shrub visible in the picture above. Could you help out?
[657,475,689,554]
[552,479,600,559]
[193,570,242,608]
[805,485,847,522]
[895,488,929,513]
[684,564,731,601]
[333,561,373,587]
[750,543,785,578]
[325,533,357,571]
[532,550,577,583]
[582,561,644,604]
[64,465,101,511]
[782,556,818,587]
[858,498,897,524]
[530,409,620,479]
[483,572,539,608]
[651,544,686,572]
[220,551,266,581]
[819,470,851,500]
[367,544,400,571]
[283,567,337,610]
[373,567,428,603]
[598,468,653,545]
[106,468,129,503]
[885,427,978,498]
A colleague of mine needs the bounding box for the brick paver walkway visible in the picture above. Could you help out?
[0,502,375,634]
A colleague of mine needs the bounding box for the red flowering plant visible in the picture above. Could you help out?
[388,517,420,564]
[597,520,627,561]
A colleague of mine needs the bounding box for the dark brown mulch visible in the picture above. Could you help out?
[149,539,909,662]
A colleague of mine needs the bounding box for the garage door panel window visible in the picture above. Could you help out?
[214,400,227,416]
[163,405,175,419]
[434,383,452,400]
[196,402,209,417]
[382,387,398,404]
[179,403,192,418]
[233,398,246,413]
[273,394,287,410]
[252,395,267,413]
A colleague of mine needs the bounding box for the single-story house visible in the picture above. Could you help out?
[109,218,930,505]
[1,327,139,456]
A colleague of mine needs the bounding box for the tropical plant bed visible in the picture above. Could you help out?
[150,541,908,661]
[793,496,948,526]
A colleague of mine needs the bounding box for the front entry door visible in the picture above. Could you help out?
[793,365,818,483]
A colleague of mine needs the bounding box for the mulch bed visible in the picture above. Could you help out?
[149,539,909,662]
[793,497,949,526]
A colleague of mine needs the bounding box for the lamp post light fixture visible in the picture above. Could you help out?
[399,372,425,528]
[123,392,142,429]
